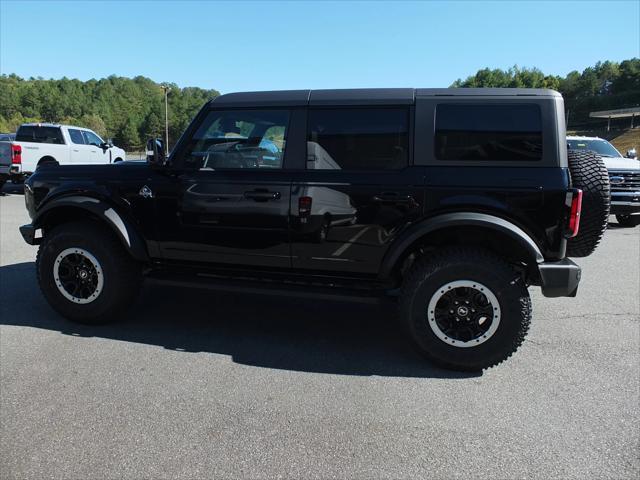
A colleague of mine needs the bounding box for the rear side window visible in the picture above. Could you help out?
[307,108,409,170]
[68,129,85,144]
[16,126,65,145]
[435,104,542,161]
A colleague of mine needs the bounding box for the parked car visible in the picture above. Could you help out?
[0,132,16,142]
[568,135,640,227]
[0,140,13,190]
[5,123,126,182]
[20,88,610,371]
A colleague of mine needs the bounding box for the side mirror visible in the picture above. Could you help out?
[146,138,166,165]
[626,149,637,159]
[107,138,114,147]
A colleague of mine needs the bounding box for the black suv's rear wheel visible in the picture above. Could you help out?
[399,248,531,371]
[36,222,142,324]
[566,150,610,257]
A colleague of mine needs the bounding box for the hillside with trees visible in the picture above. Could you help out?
[0,58,638,151]
[0,75,219,150]
[452,58,640,129]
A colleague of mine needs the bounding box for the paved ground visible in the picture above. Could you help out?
[1,185,638,479]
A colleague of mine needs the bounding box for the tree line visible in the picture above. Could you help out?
[0,58,638,150]
[0,75,219,150]
[451,58,640,128]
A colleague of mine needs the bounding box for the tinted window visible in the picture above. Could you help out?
[567,139,622,158]
[181,109,290,170]
[83,130,103,147]
[68,129,85,144]
[435,104,542,161]
[307,108,408,170]
[16,126,65,144]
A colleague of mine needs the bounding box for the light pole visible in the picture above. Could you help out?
[161,85,171,155]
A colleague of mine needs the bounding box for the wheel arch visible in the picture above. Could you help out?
[38,156,58,166]
[33,196,149,262]
[380,212,544,282]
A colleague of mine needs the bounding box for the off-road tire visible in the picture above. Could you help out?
[566,150,610,257]
[36,222,142,324]
[616,214,640,227]
[399,248,532,371]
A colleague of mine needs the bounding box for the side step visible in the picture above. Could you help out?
[146,271,395,304]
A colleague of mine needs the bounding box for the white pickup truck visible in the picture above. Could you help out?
[5,123,126,182]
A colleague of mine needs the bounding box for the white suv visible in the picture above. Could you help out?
[567,135,640,227]
[10,123,126,180]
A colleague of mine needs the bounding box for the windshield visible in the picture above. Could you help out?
[567,139,622,158]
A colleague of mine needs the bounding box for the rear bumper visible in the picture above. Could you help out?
[19,224,41,245]
[538,258,581,298]
[610,191,640,215]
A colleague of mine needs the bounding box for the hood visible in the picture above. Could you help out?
[603,156,640,171]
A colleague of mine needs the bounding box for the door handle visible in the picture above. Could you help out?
[244,190,281,201]
[372,193,413,204]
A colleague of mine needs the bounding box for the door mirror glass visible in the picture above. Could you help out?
[626,148,637,159]
[146,138,166,165]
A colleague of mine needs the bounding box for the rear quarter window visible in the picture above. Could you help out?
[435,104,542,161]
[16,126,65,145]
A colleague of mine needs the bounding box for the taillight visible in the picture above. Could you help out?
[11,144,22,164]
[566,189,583,238]
[299,196,312,216]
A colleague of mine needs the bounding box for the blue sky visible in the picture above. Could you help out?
[1,1,638,93]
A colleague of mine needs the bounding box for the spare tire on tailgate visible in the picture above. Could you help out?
[566,150,610,257]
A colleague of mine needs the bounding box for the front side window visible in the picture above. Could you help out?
[83,130,103,147]
[435,104,543,161]
[307,108,409,170]
[16,126,65,144]
[68,129,85,145]
[180,109,290,170]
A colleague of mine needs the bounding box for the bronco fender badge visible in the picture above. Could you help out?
[139,185,154,198]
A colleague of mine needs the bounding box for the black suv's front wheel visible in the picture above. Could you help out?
[36,222,142,324]
[399,248,532,371]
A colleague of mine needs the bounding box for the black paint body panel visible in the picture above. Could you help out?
[23,88,574,293]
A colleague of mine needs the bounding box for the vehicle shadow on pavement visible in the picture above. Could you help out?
[0,183,23,195]
[0,262,476,379]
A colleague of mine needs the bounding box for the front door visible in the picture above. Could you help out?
[68,128,92,164]
[82,130,110,164]
[155,108,294,269]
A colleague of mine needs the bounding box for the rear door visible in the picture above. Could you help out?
[155,108,297,269]
[290,105,425,275]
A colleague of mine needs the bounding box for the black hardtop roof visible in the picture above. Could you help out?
[210,88,560,107]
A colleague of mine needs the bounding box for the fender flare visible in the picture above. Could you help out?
[33,195,149,262]
[379,212,544,279]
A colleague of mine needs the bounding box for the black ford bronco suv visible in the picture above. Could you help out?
[20,88,610,371]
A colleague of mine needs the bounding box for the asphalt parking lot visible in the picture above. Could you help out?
[1,184,638,479]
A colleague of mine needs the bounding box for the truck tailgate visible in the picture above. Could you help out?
[0,142,12,167]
